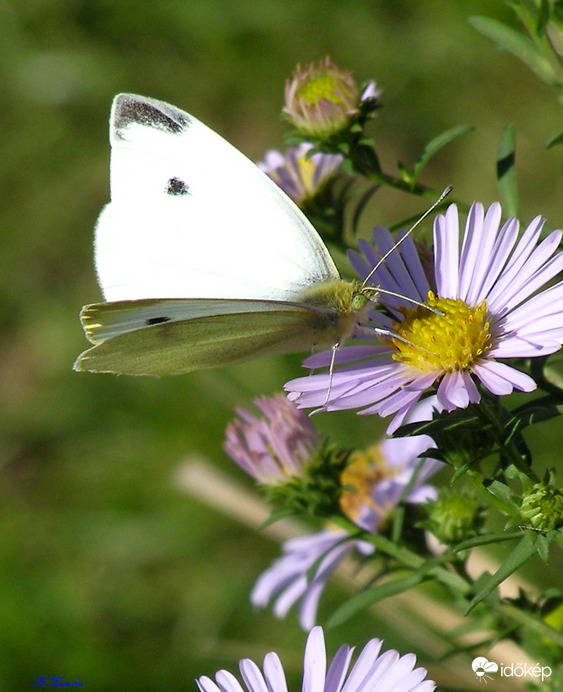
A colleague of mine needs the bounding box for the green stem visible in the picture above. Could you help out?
[372,532,563,650]
[498,602,563,649]
[347,142,471,214]
[335,516,561,650]
[477,397,538,482]
[366,532,471,594]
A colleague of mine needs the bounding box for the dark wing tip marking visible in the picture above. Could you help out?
[165,177,190,196]
[113,94,191,138]
[145,316,172,326]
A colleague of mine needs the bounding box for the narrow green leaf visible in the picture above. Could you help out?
[469,16,561,85]
[508,396,563,434]
[531,352,563,393]
[465,532,539,614]
[507,0,549,37]
[412,125,473,184]
[453,531,522,552]
[537,533,551,561]
[483,479,521,514]
[397,161,412,185]
[328,570,427,627]
[496,123,519,217]
[536,0,551,35]
[500,600,563,648]
[451,459,475,484]
[350,183,379,235]
[398,409,482,438]
[547,131,563,149]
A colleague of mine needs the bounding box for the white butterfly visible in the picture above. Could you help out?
[74,93,378,376]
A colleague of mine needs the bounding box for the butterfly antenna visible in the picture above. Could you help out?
[363,325,441,358]
[368,285,441,313]
[361,185,452,290]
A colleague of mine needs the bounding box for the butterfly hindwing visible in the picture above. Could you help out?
[74,302,336,376]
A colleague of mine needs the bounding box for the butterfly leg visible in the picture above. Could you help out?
[322,341,340,407]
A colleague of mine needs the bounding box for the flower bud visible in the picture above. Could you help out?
[520,481,563,531]
[423,490,482,544]
[284,57,379,139]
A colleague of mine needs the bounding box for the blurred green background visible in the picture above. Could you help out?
[1,1,562,689]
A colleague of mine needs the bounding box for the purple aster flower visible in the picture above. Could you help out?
[196,625,436,692]
[286,202,563,432]
[251,435,440,629]
[224,394,319,484]
[258,143,343,205]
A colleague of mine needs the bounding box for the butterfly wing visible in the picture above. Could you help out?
[96,93,340,302]
[74,298,339,376]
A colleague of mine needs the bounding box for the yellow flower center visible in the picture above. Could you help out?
[297,74,353,107]
[391,292,493,373]
[339,445,394,523]
[295,156,316,198]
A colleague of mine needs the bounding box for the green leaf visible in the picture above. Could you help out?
[546,131,563,149]
[483,479,521,514]
[536,0,551,35]
[328,569,428,627]
[507,0,548,37]
[451,459,476,484]
[536,532,551,561]
[496,123,519,217]
[544,352,563,389]
[412,125,474,184]
[398,408,482,438]
[469,16,561,86]
[508,396,563,433]
[397,161,412,185]
[350,182,379,235]
[465,532,539,614]
[259,507,296,528]
[507,0,551,39]
[453,531,522,552]
[391,457,429,542]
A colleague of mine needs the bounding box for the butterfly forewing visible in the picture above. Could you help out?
[79,297,336,343]
[96,94,340,303]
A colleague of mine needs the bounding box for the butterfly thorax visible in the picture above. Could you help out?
[300,279,368,312]
[299,278,374,344]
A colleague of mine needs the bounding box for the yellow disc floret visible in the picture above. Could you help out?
[295,156,316,199]
[339,444,393,524]
[297,74,352,107]
[392,292,493,374]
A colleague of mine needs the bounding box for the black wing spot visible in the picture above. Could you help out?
[146,316,172,326]
[165,177,190,196]
[114,94,191,138]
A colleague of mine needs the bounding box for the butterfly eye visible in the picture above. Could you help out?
[165,177,190,196]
